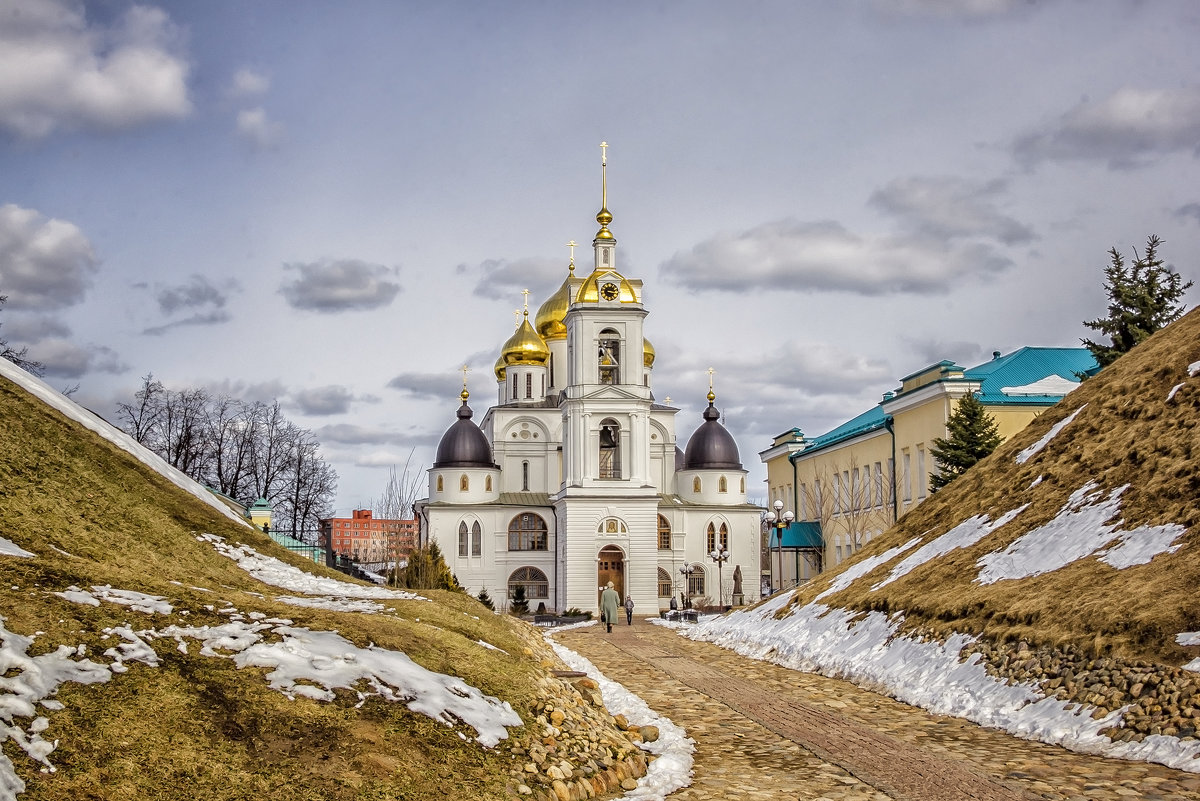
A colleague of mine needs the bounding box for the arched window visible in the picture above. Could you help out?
[718,476,728,493]
[508,567,549,600]
[508,513,548,551]
[460,474,469,492]
[598,328,620,384]
[657,515,672,550]
[719,522,729,550]
[599,419,621,479]
[707,522,717,552]
[457,521,468,557]
[658,567,672,597]
[522,460,530,491]
[436,475,443,492]
[687,564,705,598]
[740,477,745,493]
[692,476,701,493]
[485,475,492,492]
[471,521,482,557]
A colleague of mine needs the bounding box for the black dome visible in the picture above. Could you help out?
[433,402,496,468]
[682,403,742,470]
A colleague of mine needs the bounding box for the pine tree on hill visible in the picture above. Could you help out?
[929,393,1003,492]
[509,584,529,616]
[1082,234,1192,369]
[477,588,495,611]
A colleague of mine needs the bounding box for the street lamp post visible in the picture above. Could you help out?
[709,546,729,609]
[763,499,794,592]
[679,564,695,609]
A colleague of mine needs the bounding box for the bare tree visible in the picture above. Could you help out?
[275,429,337,539]
[369,449,425,575]
[205,395,259,501]
[116,373,165,445]
[800,456,895,570]
[0,294,44,376]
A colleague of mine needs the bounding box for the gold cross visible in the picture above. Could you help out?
[567,240,577,272]
[513,309,521,327]
[600,141,608,166]
[461,364,470,389]
[521,288,530,313]
[707,367,715,390]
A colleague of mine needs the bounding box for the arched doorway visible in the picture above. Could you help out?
[597,544,625,603]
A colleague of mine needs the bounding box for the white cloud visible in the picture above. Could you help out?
[869,176,1035,245]
[0,0,191,138]
[236,106,284,150]
[292,385,355,416]
[658,218,1012,295]
[0,313,71,342]
[279,259,401,312]
[876,0,1037,19]
[462,256,564,299]
[1013,86,1200,169]
[230,67,269,98]
[0,203,97,310]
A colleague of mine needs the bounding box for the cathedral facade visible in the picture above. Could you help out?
[414,153,761,616]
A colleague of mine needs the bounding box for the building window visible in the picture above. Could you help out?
[707,522,717,553]
[485,475,492,492]
[832,473,841,515]
[460,474,469,492]
[719,522,729,551]
[688,566,705,598]
[657,515,671,550]
[917,445,927,501]
[718,476,727,493]
[508,513,548,551]
[510,374,516,399]
[436,475,443,492]
[902,451,912,502]
[471,521,482,557]
[525,373,532,399]
[740,477,745,493]
[599,419,621,479]
[522,460,530,492]
[658,568,672,597]
[874,462,884,508]
[598,328,620,384]
[508,566,549,600]
[693,476,701,493]
[457,522,468,558]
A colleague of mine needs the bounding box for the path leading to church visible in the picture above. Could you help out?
[553,621,1200,801]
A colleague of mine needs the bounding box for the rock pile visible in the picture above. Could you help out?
[964,637,1200,742]
[504,645,653,801]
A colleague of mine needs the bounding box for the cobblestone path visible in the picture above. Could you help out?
[554,621,1200,801]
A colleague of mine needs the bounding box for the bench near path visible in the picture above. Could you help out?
[554,620,1200,801]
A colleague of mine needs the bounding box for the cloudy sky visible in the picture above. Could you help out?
[2,0,1198,514]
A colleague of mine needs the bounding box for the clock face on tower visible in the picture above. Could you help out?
[600,282,619,301]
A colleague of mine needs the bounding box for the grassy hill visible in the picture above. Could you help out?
[0,369,642,801]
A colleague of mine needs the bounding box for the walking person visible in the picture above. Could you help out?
[624,594,634,625]
[600,581,620,633]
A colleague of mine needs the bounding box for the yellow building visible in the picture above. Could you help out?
[760,348,1098,589]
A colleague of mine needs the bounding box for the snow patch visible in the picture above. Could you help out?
[976,483,1185,584]
[1015,404,1086,464]
[872,506,1026,590]
[274,596,386,614]
[0,538,34,559]
[814,537,921,601]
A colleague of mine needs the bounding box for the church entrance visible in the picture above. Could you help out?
[597,545,625,603]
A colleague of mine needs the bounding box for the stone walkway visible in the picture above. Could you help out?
[553,620,1200,801]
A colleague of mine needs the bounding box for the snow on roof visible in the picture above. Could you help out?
[1000,374,1081,397]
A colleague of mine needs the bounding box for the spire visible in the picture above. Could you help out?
[460,364,470,403]
[594,141,614,241]
[707,367,717,404]
[567,240,577,275]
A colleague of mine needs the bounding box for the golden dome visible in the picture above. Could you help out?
[575,270,639,304]
[643,337,655,368]
[534,276,571,341]
[595,206,614,240]
[493,352,507,381]
[500,313,550,366]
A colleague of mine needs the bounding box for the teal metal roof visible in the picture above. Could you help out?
[965,347,1097,405]
[789,405,888,460]
[767,521,823,549]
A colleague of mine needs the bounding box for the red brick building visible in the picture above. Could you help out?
[319,509,416,563]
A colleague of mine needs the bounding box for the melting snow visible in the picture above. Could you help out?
[814,537,920,601]
[274,596,386,614]
[872,507,1026,590]
[976,483,1186,584]
[1015,404,1086,465]
[0,538,34,559]
[53,586,173,615]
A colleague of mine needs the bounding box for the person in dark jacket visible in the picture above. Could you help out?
[624,594,634,625]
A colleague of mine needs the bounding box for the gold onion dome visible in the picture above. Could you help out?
[499,312,550,366]
[493,353,507,381]
[594,206,614,240]
[575,271,639,304]
[643,337,655,368]
[534,277,571,341]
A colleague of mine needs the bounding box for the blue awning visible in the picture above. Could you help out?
[768,521,822,549]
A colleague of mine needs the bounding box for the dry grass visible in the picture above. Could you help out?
[0,378,559,800]
[796,307,1200,664]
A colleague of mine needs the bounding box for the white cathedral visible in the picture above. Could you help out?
[414,150,762,616]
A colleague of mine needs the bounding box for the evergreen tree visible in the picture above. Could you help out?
[929,393,1003,491]
[476,588,495,611]
[1082,235,1191,368]
[509,584,529,616]
[390,542,460,591]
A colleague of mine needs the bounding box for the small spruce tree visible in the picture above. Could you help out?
[509,584,529,616]
[390,542,461,591]
[1082,235,1191,368]
[929,393,1003,492]
[477,588,495,611]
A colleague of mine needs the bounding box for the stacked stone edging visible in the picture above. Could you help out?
[505,643,652,801]
[961,636,1200,742]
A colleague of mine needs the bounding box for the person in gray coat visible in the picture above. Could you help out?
[600,581,620,633]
